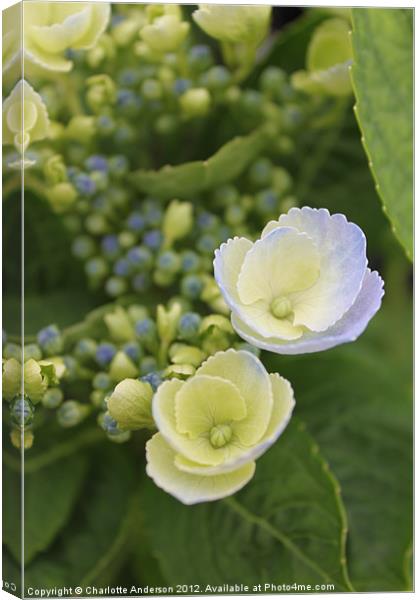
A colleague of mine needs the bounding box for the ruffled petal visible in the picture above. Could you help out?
[146,433,256,505]
[277,207,367,331]
[196,349,272,446]
[213,236,253,310]
[232,269,384,354]
[237,227,320,304]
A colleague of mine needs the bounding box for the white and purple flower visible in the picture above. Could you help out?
[214,207,384,354]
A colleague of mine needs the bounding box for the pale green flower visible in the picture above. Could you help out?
[193,4,271,46]
[2,358,21,401]
[146,349,294,504]
[108,379,154,430]
[23,2,111,72]
[2,80,50,162]
[292,19,353,96]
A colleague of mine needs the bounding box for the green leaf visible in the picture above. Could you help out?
[252,9,327,80]
[295,105,406,261]
[265,284,412,591]
[3,454,88,565]
[350,9,413,259]
[139,420,353,590]
[23,445,137,590]
[131,128,268,200]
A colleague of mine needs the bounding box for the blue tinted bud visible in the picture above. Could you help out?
[127,246,153,270]
[127,212,146,232]
[181,275,204,299]
[173,78,192,95]
[180,250,200,273]
[225,204,245,226]
[213,184,239,207]
[117,88,142,115]
[197,211,218,231]
[135,318,157,342]
[93,372,112,390]
[249,158,273,187]
[85,155,108,172]
[108,155,129,177]
[118,68,142,87]
[114,123,135,145]
[85,257,109,280]
[3,343,22,360]
[63,355,79,379]
[97,114,116,135]
[140,371,163,392]
[202,66,231,90]
[101,234,120,257]
[74,338,97,361]
[143,230,163,250]
[96,342,117,367]
[10,395,34,428]
[123,342,143,363]
[141,78,162,100]
[72,235,96,259]
[113,258,131,277]
[100,411,122,435]
[37,325,63,355]
[178,312,201,341]
[197,233,217,254]
[67,166,79,180]
[74,173,96,196]
[105,276,127,297]
[42,387,64,409]
[140,356,158,375]
[157,251,180,273]
[256,189,279,214]
[188,45,213,72]
[132,273,151,292]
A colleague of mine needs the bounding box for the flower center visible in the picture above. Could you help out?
[270,296,292,319]
[209,424,232,448]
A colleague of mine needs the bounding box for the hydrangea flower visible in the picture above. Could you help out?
[192,4,271,46]
[214,207,384,354]
[146,349,295,504]
[23,2,111,72]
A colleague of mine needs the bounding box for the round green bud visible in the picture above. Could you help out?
[57,401,90,428]
[10,428,34,450]
[3,343,22,361]
[180,88,211,118]
[108,378,154,430]
[109,352,139,382]
[23,344,42,362]
[42,387,64,409]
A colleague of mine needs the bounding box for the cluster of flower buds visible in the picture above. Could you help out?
[48,151,297,302]
[2,300,259,448]
[2,327,67,449]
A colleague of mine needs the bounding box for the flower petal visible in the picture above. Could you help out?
[196,349,272,446]
[237,227,320,304]
[175,372,294,475]
[175,375,247,438]
[277,207,367,331]
[232,269,384,354]
[213,236,253,309]
[153,377,243,467]
[146,433,256,505]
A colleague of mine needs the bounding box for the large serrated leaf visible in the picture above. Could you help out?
[131,128,268,199]
[3,454,88,565]
[266,281,413,591]
[139,420,353,591]
[22,445,137,590]
[350,9,413,259]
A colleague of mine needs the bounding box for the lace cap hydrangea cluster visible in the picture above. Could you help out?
[215,207,384,354]
[146,349,294,504]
